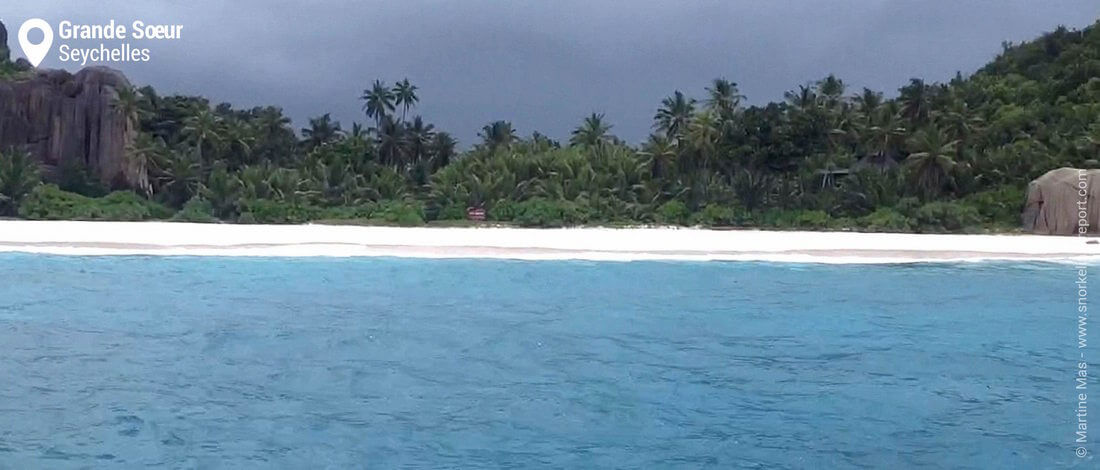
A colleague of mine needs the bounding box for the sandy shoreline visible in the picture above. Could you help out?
[0,220,1098,263]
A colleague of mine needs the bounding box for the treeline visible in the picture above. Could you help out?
[2,21,1100,231]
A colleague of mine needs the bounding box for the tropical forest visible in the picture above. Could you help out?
[2,21,1100,231]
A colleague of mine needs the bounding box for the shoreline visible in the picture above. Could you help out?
[0,220,1098,264]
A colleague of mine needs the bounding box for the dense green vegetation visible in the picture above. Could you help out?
[2,21,1099,231]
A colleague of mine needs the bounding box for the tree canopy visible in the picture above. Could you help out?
[3,20,1100,231]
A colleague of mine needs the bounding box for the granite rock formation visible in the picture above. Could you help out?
[0,63,136,188]
[0,20,8,61]
[1023,167,1100,235]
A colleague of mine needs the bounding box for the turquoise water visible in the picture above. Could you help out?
[0,254,1090,468]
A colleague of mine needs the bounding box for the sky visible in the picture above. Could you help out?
[3,1,1099,146]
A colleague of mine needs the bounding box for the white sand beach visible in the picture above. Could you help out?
[0,220,1098,263]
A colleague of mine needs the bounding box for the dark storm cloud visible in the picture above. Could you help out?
[4,1,1099,145]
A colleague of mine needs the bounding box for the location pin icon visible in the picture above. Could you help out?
[18,19,53,67]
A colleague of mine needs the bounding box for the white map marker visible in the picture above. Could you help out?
[18,18,53,67]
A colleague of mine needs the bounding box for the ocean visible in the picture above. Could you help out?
[0,254,1090,468]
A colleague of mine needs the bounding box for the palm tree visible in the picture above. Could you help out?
[853,88,883,117]
[393,78,419,123]
[784,85,817,110]
[935,97,983,163]
[705,78,745,119]
[816,74,845,109]
[407,116,435,164]
[861,107,907,162]
[112,86,143,130]
[570,113,612,147]
[905,125,958,199]
[429,132,457,171]
[687,111,721,171]
[112,86,151,192]
[252,107,294,165]
[375,116,406,167]
[0,149,40,216]
[157,148,200,208]
[654,91,695,141]
[360,80,395,126]
[899,78,931,125]
[221,118,255,168]
[640,134,677,178]
[346,122,368,141]
[479,121,517,153]
[123,133,158,195]
[181,107,223,175]
[201,162,241,219]
[302,113,342,150]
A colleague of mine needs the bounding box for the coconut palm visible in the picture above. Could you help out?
[687,111,722,171]
[705,78,745,119]
[393,78,419,123]
[221,118,255,168]
[157,149,200,208]
[570,113,612,147]
[360,80,395,126]
[640,134,677,178]
[375,116,406,167]
[654,91,695,141]
[111,87,154,192]
[181,107,223,176]
[899,78,931,125]
[861,107,907,161]
[406,116,435,164]
[429,132,457,171]
[346,122,368,141]
[479,121,517,153]
[251,106,294,165]
[905,125,958,199]
[784,85,818,110]
[853,88,883,118]
[302,113,342,150]
[0,149,40,216]
[816,74,846,109]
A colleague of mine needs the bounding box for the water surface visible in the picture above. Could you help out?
[0,255,1088,468]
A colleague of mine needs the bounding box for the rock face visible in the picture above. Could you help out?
[0,65,135,187]
[1023,167,1100,235]
[0,20,8,61]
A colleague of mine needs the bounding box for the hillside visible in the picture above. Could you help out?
[1,19,1099,232]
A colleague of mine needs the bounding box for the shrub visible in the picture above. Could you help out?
[913,201,982,232]
[794,210,830,229]
[19,184,171,221]
[236,198,319,224]
[373,200,425,225]
[655,200,691,225]
[434,203,469,221]
[171,197,218,223]
[236,212,257,224]
[488,200,519,222]
[961,185,1026,227]
[758,209,831,229]
[57,161,108,197]
[511,198,591,227]
[693,204,738,227]
[314,205,374,221]
[858,208,914,232]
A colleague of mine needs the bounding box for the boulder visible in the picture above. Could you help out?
[0,64,136,187]
[1022,167,1100,235]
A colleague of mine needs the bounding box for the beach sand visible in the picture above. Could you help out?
[0,220,1097,263]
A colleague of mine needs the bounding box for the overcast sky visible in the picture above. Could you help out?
[3,1,1099,145]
